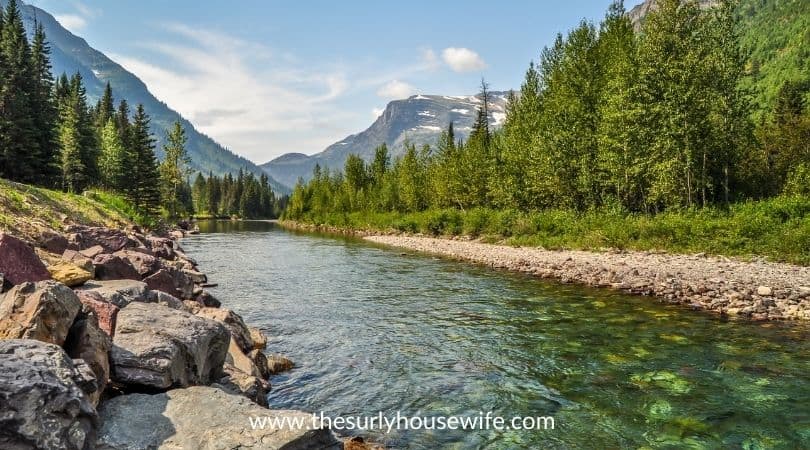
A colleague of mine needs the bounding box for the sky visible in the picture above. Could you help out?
[27,0,644,163]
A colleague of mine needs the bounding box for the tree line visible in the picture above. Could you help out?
[0,0,281,220]
[191,170,283,219]
[286,0,809,221]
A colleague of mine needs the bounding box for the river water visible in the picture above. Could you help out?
[182,220,810,449]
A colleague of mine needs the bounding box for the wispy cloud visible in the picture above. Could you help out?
[54,14,87,32]
[110,23,355,161]
[441,47,487,73]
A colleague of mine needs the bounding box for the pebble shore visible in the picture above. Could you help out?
[365,235,810,321]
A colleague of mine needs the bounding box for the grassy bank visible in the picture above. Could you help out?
[0,178,137,239]
[287,196,810,265]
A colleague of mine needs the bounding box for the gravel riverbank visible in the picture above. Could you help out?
[365,235,810,321]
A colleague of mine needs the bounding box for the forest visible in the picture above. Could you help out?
[284,0,810,263]
[0,0,281,222]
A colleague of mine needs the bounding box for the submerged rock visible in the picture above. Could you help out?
[0,339,98,450]
[96,386,340,450]
[110,302,229,390]
[0,281,81,345]
[0,232,51,285]
[267,354,295,375]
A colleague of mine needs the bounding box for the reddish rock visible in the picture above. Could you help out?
[75,291,119,337]
[79,245,105,259]
[113,249,162,277]
[66,226,130,253]
[0,233,51,285]
[0,281,81,345]
[143,268,194,299]
[92,254,140,281]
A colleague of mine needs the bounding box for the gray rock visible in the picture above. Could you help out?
[64,311,112,406]
[96,386,340,450]
[92,254,141,281]
[75,280,153,308]
[0,339,97,450]
[0,281,82,345]
[38,229,70,254]
[143,268,194,299]
[110,302,230,390]
[215,362,270,407]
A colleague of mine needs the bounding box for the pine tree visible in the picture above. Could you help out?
[95,82,115,129]
[159,121,191,218]
[129,104,161,214]
[0,0,37,182]
[29,21,59,186]
[68,73,99,186]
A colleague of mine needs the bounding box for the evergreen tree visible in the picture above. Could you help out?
[159,121,191,218]
[29,21,59,186]
[128,104,161,214]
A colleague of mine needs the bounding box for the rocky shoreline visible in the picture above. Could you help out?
[364,235,810,321]
[0,224,366,449]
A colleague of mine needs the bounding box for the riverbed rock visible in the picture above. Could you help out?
[75,290,119,337]
[93,253,141,281]
[96,386,340,450]
[249,326,268,350]
[215,362,270,407]
[757,286,773,297]
[64,310,112,406]
[48,261,93,287]
[0,232,51,285]
[0,281,81,345]
[197,307,254,353]
[37,229,70,254]
[0,339,98,450]
[266,354,295,375]
[75,279,153,308]
[110,302,230,390]
[67,225,130,253]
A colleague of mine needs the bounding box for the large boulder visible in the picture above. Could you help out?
[0,233,51,285]
[66,226,130,253]
[110,302,230,390]
[92,254,141,281]
[75,290,119,337]
[0,340,98,450]
[143,268,194,299]
[48,261,93,287]
[96,386,341,450]
[64,310,112,406]
[0,281,81,345]
[197,307,254,354]
[75,280,153,308]
[114,249,162,278]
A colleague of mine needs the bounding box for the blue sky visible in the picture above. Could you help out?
[28,0,643,163]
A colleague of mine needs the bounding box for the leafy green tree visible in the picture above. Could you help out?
[98,119,126,191]
[159,121,192,218]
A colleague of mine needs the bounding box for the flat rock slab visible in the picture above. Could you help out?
[75,279,153,308]
[96,386,341,450]
[110,302,230,390]
[0,339,97,450]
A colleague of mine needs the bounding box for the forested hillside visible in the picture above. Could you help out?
[284,0,810,262]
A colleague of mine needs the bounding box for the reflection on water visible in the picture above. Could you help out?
[183,220,810,449]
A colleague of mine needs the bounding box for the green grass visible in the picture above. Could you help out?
[0,178,138,239]
[288,196,810,265]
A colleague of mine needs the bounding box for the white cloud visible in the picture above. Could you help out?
[441,47,487,73]
[420,48,441,71]
[109,24,356,162]
[372,107,385,119]
[376,80,416,100]
[54,14,87,32]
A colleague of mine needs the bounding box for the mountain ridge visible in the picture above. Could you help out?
[262,92,508,188]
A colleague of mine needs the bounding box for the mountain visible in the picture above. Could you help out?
[7,0,288,193]
[262,93,509,188]
[628,0,718,30]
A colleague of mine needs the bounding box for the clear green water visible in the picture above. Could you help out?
[183,221,810,449]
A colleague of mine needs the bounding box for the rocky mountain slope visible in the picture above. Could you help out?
[8,0,287,193]
[262,93,509,188]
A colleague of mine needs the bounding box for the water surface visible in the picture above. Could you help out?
[182,220,810,449]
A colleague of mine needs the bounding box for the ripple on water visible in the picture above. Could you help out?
[183,221,810,449]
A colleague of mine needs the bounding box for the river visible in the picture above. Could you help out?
[182,220,810,449]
